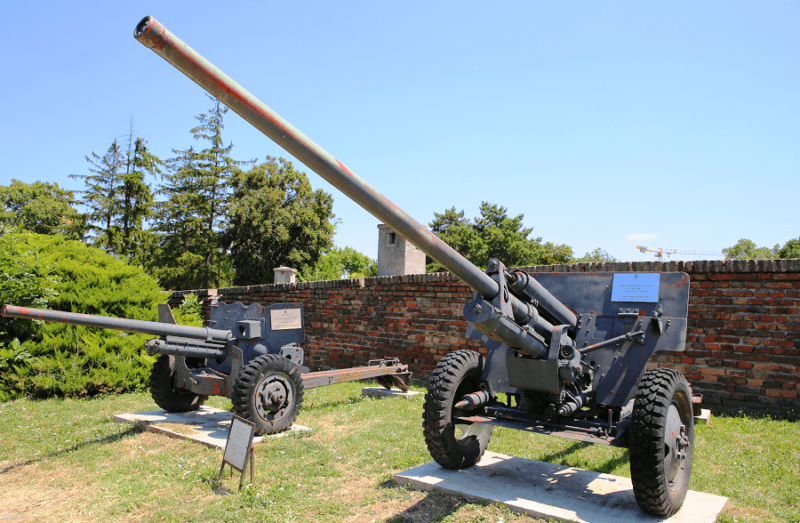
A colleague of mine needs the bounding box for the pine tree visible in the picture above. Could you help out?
[120,132,159,263]
[71,128,158,260]
[150,96,247,289]
[71,140,125,251]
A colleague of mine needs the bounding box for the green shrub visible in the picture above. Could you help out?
[0,233,169,400]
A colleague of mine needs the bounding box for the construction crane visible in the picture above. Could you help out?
[636,246,722,260]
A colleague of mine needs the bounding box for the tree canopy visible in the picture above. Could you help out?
[149,97,246,290]
[777,237,800,259]
[0,180,84,239]
[70,134,159,261]
[578,248,618,263]
[427,202,574,271]
[298,246,376,282]
[225,157,336,286]
[722,239,779,260]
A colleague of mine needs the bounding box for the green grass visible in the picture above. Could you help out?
[1,383,798,522]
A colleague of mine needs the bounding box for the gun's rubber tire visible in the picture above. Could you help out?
[422,349,492,469]
[233,354,304,436]
[630,367,695,516]
[149,355,207,412]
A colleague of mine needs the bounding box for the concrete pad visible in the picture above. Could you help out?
[695,409,712,425]
[361,387,421,399]
[395,451,728,523]
[114,407,311,449]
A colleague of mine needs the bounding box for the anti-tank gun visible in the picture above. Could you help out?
[1,301,410,435]
[133,16,696,516]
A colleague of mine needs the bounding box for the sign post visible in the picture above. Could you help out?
[218,415,257,491]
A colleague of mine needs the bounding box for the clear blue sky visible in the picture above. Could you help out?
[4,2,798,263]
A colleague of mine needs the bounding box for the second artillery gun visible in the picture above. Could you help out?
[1,300,410,435]
[132,16,697,516]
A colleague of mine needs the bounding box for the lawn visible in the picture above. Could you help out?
[0,382,797,522]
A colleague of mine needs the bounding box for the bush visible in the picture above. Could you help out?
[0,233,169,400]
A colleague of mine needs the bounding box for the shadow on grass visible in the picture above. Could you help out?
[537,441,630,474]
[379,479,477,523]
[0,425,142,475]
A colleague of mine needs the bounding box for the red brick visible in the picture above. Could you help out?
[754,323,777,331]
[766,282,793,289]
[752,363,781,372]
[725,291,755,298]
[709,274,734,281]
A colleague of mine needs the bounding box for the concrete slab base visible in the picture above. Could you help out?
[696,409,712,424]
[114,407,311,449]
[361,387,421,399]
[395,451,727,523]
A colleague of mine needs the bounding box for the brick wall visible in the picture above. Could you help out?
[170,259,800,413]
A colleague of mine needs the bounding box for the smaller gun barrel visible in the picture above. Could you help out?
[1,305,232,343]
[145,339,227,359]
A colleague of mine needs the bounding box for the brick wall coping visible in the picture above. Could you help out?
[169,259,800,300]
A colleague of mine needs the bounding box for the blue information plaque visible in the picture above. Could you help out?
[611,273,660,303]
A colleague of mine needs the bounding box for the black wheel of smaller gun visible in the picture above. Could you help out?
[233,354,304,436]
[150,355,207,412]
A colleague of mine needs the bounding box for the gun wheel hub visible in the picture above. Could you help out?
[664,404,688,482]
[256,377,291,415]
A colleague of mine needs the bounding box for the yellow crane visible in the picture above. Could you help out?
[636,246,722,259]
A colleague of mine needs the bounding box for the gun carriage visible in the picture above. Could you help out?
[7,16,701,516]
[1,301,410,435]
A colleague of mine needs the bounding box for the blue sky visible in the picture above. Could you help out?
[4,2,798,263]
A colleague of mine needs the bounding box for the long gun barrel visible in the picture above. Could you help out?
[133,16,577,348]
[1,305,232,344]
[134,16,489,299]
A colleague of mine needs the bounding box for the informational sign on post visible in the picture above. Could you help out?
[219,415,256,490]
[223,416,255,471]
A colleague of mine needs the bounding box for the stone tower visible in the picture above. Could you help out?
[377,224,426,276]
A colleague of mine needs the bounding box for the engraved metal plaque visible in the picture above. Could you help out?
[270,308,302,330]
[611,273,660,303]
[223,416,255,471]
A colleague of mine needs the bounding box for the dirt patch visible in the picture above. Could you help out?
[723,501,771,522]
[0,462,94,523]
